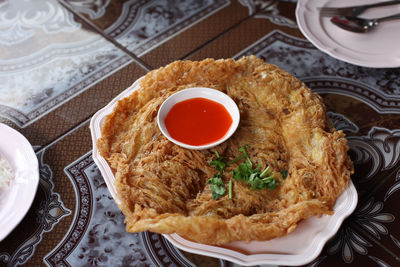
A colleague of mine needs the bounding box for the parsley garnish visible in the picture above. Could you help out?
[210,151,226,173]
[208,151,228,200]
[207,146,284,199]
[231,146,278,190]
[227,145,249,165]
[207,174,226,200]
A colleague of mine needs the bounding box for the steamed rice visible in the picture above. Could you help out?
[0,155,13,189]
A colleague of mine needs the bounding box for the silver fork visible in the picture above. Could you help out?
[331,13,400,32]
[319,0,400,17]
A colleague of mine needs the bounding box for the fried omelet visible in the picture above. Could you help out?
[97,56,353,245]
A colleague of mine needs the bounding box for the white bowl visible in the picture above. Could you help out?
[157,87,240,150]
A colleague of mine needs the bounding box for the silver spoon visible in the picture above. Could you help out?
[331,13,400,33]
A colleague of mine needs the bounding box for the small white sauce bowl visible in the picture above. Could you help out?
[157,87,240,150]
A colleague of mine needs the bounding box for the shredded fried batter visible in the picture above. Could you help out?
[97,56,353,245]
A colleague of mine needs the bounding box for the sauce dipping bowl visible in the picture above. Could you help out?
[157,87,240,150]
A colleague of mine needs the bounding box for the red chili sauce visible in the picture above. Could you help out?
[165,97,233,146]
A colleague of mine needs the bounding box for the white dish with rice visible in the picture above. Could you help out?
[0,123,39,241]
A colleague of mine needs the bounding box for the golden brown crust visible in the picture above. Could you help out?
[97,56,353,245]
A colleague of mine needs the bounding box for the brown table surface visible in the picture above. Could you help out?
[1,1,400,266]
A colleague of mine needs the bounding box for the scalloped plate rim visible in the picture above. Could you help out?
[90,78,358,266]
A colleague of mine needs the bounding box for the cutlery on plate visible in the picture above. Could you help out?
[330,13,400,33]
[319,0,400,17]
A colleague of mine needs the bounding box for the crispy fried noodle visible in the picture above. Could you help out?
[98,56,353,245]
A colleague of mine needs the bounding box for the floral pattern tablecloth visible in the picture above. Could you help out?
[0,1,399,266]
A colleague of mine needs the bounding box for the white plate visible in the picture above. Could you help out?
[0,123,39,241]
[296,0,400,68]
[90,79,358,266]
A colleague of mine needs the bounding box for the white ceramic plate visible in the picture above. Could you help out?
[0,123,39,241]
[296,0,400,68]
[90,79,358,266]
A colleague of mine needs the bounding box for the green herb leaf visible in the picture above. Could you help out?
[208,152,229,199]
[208,146,280,199]
[260,166,271,178]
[280,170,288,179]
[211,184,226,199]
[238,145,249,155]
[207,174,222,184]
[207,174,226,200]
[232,163,252,181]
[210,151,226,173]
[262,176,278,190]
[227,145,249,165]
[231,145,279,191]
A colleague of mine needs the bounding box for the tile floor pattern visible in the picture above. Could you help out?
[0,0,400,266]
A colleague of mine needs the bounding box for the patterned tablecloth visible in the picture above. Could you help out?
[0,1,399,266]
